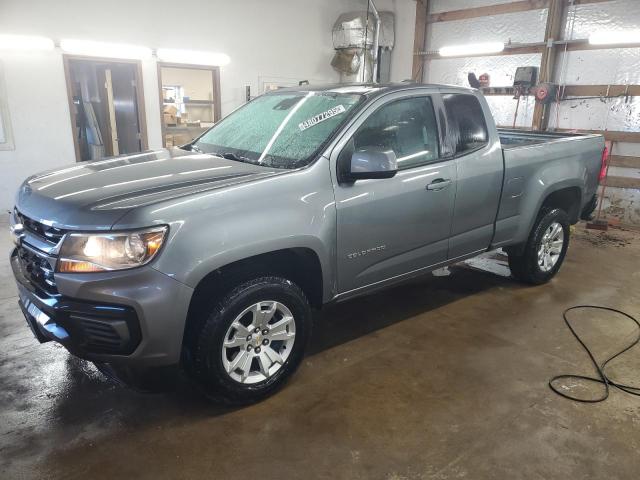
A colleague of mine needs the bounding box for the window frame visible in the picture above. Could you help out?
[338,93,447,175]
[157,62,222,149]
[439,92,490,159]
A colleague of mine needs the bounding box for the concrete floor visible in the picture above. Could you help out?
[1,223,640,479]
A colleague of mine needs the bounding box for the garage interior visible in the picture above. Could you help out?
[1,0,640,479]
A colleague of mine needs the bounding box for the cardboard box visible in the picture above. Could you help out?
[173,133,192,145]
[163,105,178,115]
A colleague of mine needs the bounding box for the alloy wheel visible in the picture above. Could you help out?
[221,301,296,384]
[537,221,564,272]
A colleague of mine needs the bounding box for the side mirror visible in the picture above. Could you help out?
[347,147,398,181]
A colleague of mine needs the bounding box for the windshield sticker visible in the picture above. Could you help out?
[298,105,346,131]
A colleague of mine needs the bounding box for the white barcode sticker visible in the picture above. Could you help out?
[298,104,346,131]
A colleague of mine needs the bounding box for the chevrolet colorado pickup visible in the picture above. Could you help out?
[10,83,606,403]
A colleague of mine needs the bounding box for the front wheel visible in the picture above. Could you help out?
[507,208,570,285]
[185,276,311,404]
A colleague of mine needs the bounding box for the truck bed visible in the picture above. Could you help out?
[498,128,600,149]
[491,127,604,249]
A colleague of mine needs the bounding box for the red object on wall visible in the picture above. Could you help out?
[478,73,490,87]
[599,145,610,183]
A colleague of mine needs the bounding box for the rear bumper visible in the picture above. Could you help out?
[580,193,598,220]
[11,248,194,368]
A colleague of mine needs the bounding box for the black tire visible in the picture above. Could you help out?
[507,208,570,285]
[185,276,311,405]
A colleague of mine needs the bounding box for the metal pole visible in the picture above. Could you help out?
[368,0,381,83]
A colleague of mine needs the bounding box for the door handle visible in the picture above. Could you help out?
[426,178,451,191]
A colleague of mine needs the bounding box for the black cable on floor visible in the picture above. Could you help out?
[549,305,640,402]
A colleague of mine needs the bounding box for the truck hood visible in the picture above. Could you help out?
[15,148,282,230]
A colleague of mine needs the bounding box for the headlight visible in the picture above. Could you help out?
[57,226,168,273]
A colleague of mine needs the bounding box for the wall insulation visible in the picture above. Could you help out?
[424,0,640,226]
[426,4,547,127]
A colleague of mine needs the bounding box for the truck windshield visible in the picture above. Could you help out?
[194,91,363,169]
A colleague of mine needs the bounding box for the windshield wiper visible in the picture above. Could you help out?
[216,151,252,163]
[180,143,202,153]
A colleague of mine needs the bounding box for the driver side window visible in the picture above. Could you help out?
[352,96,439,170]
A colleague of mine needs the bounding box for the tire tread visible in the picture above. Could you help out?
[508,208,570,285]
[186,276,310,405]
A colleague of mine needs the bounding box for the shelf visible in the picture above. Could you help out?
[163,100,215,106]
[165,126,208,133]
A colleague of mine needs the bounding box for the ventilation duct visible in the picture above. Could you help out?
[331,9,395,83]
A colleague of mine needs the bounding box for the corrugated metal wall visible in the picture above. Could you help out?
[423,0,640,226]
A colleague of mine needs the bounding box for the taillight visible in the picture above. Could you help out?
[599,146,609,183]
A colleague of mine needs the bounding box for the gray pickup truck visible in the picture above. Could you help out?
[10,83,605,403]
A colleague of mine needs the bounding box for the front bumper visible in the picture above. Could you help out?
[11,247,194,368]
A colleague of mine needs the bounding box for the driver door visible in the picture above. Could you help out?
[331,93,457,294]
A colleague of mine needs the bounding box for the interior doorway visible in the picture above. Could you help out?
[63,56,148,162]
[157,63,221,147]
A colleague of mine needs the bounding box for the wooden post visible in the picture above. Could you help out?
[412,0,429,82]
[532,0,564,130]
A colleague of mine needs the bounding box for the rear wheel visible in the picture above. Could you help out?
[185,276,311,404]
[508,208,570,285]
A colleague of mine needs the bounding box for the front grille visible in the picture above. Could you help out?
[16,246,58,294]
[14,209,66,245]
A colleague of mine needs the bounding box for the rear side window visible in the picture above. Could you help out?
[442,94,488,156]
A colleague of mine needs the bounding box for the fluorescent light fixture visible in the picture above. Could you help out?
[157,48,230,66]
[439,42,504,57]
[589,29,640,45]
[0,34,54,51]
[60,39,152,59]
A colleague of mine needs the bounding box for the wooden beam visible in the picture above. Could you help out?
[427,0,616,24]
[483,84,640,97]
[482,86,516,96]
[604,176,640,189]
[426,0,613,24]
[572,0,616,5]
[553,128,640,143]
[422,44,544,60]
[609,155,640,169]
[427,0,548,23]
[532,0,564,130]
[481,85,640,98]
[412,0,428,81]
[561,84,640,97]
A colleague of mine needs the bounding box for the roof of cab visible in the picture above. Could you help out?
[267,82,477,98]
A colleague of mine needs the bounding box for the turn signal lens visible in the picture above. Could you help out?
[57,259,105,273]
[57,226,168,273]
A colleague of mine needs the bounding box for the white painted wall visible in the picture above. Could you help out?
[0,52,77,211]
[376,0,417,82]
[0,0,416,211]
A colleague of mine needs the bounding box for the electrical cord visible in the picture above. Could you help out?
[549,306,640,402]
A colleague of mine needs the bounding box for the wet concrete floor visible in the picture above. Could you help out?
[1,223,640,479]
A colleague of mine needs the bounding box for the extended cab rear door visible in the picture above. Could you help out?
[330,90,457,295]
[438,90,504,259]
